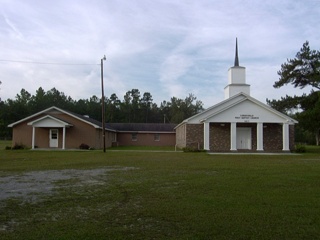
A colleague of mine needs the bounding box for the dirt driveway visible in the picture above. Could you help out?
[0,167,135,203]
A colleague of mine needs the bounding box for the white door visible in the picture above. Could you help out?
[49,129,59,148]
[236,128,251,150]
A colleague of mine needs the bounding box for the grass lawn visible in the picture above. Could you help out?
[1,142,320,239]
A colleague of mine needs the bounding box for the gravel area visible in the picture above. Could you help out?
[0,167,135,203]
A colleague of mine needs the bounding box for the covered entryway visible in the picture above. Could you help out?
[27,115,72,149]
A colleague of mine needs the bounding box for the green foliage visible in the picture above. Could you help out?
[79,143,90,150]
[266,94,302,114]
[182,146,206,152]
[295,144,307,153]
[274,41,320,90]
[268,41,320,144]
[11,143,27,150]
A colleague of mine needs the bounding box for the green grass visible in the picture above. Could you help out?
[303,145,320,154]
[0,140,11,150]
[109,145,176,151]
[1,143,320,239]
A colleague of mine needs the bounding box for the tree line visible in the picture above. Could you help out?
[0,87,204,139]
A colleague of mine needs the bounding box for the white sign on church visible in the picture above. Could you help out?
[235,114,259,120]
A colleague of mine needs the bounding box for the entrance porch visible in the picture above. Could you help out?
[204,122,293,152]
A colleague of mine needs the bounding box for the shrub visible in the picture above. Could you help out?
[295,144,306,153]
[79,143,90,150]
[11,143,26,150]
[182,147,205,152]
[5,146,11,150]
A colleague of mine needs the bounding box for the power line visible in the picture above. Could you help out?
[0,59,99,65]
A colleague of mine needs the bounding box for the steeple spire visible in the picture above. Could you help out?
[234,38,239,67]
[225,38,250,99]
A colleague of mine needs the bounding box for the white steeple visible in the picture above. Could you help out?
[224,38,250,99]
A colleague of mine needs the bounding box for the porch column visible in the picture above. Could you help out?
[32,127,35,149]
[282,123,289,151]
[257,123,264,151]
[230,122,237,151]
[204,122,210,150]
[62,127,66,150]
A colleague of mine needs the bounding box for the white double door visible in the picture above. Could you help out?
[236,128,252,150]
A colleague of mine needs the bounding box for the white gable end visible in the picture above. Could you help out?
[205,99,292,123]
[185,94,247,124]
[27,115,72,127]
[180,93,297,126]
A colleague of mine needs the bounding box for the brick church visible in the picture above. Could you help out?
[175,39,297,152]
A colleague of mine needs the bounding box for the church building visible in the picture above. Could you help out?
[175,39,297,152]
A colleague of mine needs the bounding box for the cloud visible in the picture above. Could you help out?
[3,15,23,39]
[0,0,320,109]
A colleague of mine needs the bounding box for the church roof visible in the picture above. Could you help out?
[175,92,298,128]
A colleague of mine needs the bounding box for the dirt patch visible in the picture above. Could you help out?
[0,167,136,203]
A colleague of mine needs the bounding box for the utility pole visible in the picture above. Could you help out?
[101,55,106,152]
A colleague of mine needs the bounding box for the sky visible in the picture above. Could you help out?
[1,0,320,108]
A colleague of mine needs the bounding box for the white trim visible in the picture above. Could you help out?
[230,123,237,151]
[204,122,210,150]
[175,93,298,129]
[257,123,264,151]
[27,115,72,127]
[154,133,160,141]
[203,94,297,124]
[32,127,35,150]
[282,123,290,151]
[131,133,138,141]
[201,97,247,122]
[62,127,66,150]
[8,106,100,128]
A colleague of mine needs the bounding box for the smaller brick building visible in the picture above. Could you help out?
[8,106,176,150]
[175,40,297,152]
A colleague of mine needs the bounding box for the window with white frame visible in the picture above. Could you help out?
[154,133,160,141]
[132,133,137,141]
[112,132,117,142]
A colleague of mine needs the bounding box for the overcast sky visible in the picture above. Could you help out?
[1,0,319,108]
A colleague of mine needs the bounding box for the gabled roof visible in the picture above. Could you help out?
[8,106,176,133]
[175,92,298,128]
[8,106,111,130]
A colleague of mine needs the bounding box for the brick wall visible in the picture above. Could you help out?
[175,123,187,148]
[289,125,295,150]
[186,124,203,149]
[116,132,176,146]
[263,123,283,151]
[210,123,230,151]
